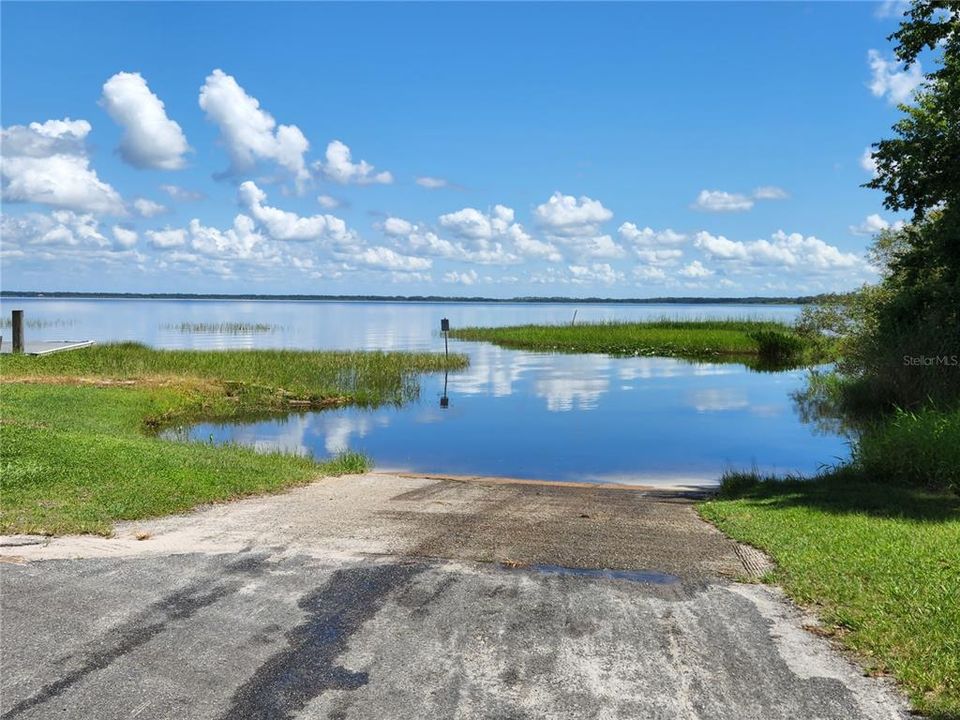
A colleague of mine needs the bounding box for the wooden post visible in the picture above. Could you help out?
[11,310,24,354]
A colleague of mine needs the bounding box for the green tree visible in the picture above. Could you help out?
[813,1,960,410]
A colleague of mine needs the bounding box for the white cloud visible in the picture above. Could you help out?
[145,228,187,249]
[444,269,479,285]
[867,50,923,104]
[634,248,683,266]
[238,180,357,245]
[1,210,110,248]
[753,186,789,200]
[354,246,431,272]
[860,148,879,176]
[382,217,415,237]
[132,198,168,218]
[101,72,190,170]
[416,176,448,189]
[849,213,906,236]
[678,260,714,278]
[316,194,340,209]
[111,226,138,248]
[0,118,91,157]
[188,215,266,259]
[695,229,865,273]
[433,205,560,263]
[160,184,204,202]
[198,69,310,185]
[618,223,687,246]
[633,266,668,281]
[532,193,621,260]
[694,231,749,260]
[534,191,613,235]
[568,263,623,285]
[692,190,754,212]
[315,140,392,185]
[1,118,124,215]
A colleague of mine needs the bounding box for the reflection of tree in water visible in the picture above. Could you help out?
[791,370,860,439]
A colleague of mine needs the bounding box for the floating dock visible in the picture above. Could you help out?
[0,340,94,356]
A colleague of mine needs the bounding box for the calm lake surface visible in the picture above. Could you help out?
[1,297,849,487]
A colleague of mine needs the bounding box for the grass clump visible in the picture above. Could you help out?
[854,408,960,492]
[450,319,825,366]
[0,343,465,534]
[700,471,960,718]
[748,329,806,364]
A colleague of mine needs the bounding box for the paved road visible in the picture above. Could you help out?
[0,474,914,719]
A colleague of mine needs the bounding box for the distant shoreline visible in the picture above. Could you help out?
[0,291,825,305]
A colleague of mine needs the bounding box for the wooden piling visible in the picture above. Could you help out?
[11,310,24,354]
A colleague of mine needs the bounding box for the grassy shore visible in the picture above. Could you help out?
[450,319,822,365]
[700,472,960,718]
[0,343,467,535]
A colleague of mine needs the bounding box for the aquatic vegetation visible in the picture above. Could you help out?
[0,343,466,534]
[0,317,76,329]
[451,318,826,365]
[161,321,281,334]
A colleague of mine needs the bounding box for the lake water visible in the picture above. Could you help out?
[0,297,849,487]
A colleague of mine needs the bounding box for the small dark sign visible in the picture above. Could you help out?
[440,318,450,332]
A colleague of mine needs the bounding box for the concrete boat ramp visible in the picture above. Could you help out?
[0,473,916,719]
[0,340,94,355]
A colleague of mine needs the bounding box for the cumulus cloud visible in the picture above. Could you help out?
[0,210,110,248]
[1,118,124,215]
[618,223,687,246]
[867,49,923,104]
[444,269,479,285]
[145,228,187,248]
[695,230,864,272]
[160,184,204,202]
[101,72,190,170]
[633,265,668,281]
[849,213,906,236]
[132,198,168,217]
[434,205,561,262]
[111,226,138,248]
[316,194,341,209]
[533,192,621,259]
[198,69,310,185]
[416,176,448,189]
[534,191,613,235]
[678,260,714,278]
[238,180,357,246]
[567,263,624,285]
[187,215,266,259]
[692,190,754,212]
[635,248,684,266]
[353,246,431,272]
[314,140,392,185]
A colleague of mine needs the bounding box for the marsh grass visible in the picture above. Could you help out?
[161,321,281,334]
[700,471,960,718]
[450,318,825,365]
[0,343,466,534]
[0,317,76,329]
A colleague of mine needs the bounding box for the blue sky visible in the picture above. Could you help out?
[0,1,925,296]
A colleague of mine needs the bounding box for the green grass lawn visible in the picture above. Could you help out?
[699,474,960,719]
[0,343,467,535]
[450,319,824,365]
